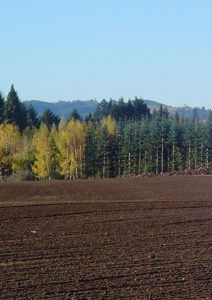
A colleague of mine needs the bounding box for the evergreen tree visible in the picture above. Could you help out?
[68,109,82,121]
[0,92,4,124]
[206,111,212,170]
[84,113,94,123]
[4,85,26,131]
[93,99,110,122]
[40,109,60,129]
[126,100,134,119]
[132,97,150,120]
[84,121,99,178]
[26,105,39,128]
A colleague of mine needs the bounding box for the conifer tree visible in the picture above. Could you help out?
[68,109,82,121]
[4,85,26,130]
[206,112,212,170]
[40,109,60,129]
[26,105,39,128]
[0,92,4,124]
[84,120,99,178]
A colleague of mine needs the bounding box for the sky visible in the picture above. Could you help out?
[0,0,212,108]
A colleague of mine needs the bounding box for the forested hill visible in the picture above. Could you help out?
[144,100,211,120]
[24,99,211,121]
[23,99,98,119]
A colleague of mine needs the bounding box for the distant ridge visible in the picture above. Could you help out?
[24,99,211,121]
[144,100,211,120]
[24,99,98,119]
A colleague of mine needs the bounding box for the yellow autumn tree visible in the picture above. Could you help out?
[56,119,86,179]
[100,116,117,178]
[12,128,35,176]
[32,123,54,180]
[0,123,20,175]
[101,115,116,135]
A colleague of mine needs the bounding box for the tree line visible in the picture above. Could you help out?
[0,85,212,180]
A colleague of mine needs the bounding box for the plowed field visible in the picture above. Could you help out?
[0,176,211,299]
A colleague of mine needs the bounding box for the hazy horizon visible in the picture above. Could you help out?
[1,0,211,108]
[22,98,211,110]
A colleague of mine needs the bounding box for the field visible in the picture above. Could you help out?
[0,176,211,299]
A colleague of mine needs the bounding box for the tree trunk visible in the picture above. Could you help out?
[103,152,106,178]
[200,144,203,168]
[172,141,175,172]
[161,136,164,174]
[206,147,209,169]
[194,138,197,169]
[188,140,191,170]
[106,153,109,178]
[138,148,141,174]
[45,154,51,180]
[128,152,131,175]
[156,142,159,175]
[144,151,147,175]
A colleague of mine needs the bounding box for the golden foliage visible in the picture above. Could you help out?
[32,123,54,179]
[0,123,20,170]
[101,115,116,135]
[56,119,86,179]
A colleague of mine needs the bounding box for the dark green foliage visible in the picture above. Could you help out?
[84,124,99,178]
[26,105,40,128]
[111,98,126,120]
[0,92,4,123]
[93,99,111,122]
[4,85,25,130]
[87,103,212,177]
[68,109,82,121]
[206,112,212,169]
[84,113,94,123]
[2,85,39,131]
[94,97,150,121]
[40,109,60,129]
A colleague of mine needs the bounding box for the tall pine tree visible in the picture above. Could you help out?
[4,85,26,131]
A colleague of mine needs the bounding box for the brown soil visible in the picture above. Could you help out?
[0,176,211,299]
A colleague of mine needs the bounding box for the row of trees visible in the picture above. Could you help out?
[0,86,212,180]
[93,97,150,121]
[0,85,61,131]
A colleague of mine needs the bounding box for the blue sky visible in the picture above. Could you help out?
[0,0,211,108]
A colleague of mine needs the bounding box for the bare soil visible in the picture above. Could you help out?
[0,176,211,299]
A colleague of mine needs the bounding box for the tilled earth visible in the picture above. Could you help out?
[0,176,211,299]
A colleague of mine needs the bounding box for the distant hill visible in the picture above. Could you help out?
[144,100,211,121]
[24,100,98,119]
[24,99,211,121]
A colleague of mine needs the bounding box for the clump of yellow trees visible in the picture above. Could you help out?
[32,119,88,179]
[0,116,115,180]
